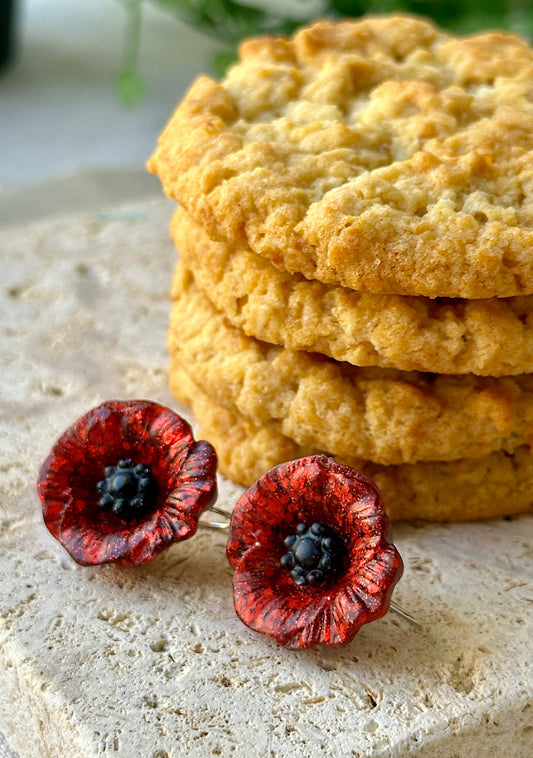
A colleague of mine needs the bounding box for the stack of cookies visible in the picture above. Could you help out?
[148,14,533,521]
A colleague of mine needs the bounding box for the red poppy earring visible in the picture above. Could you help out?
[37,400,218,567]
[38,402,410,649]
[226,455,404,649]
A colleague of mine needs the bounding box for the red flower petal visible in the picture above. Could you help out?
[227,455,403,649]
[38,400,218,566]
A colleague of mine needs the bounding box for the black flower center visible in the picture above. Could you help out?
[96,458,157,520]
[280,522,344,586]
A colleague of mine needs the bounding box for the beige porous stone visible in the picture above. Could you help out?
[0,200,532,757]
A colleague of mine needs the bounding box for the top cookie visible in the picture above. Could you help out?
[149,14,533,298]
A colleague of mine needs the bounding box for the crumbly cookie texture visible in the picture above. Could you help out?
[172,206,533,376]
[169,266,533,465]
[170,363,533,522]
[149,15,533,298]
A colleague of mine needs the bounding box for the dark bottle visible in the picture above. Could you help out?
[0,0,16,71]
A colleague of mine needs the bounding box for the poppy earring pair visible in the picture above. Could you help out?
[38,400,405,650]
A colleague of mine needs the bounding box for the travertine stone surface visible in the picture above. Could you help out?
[0,200,532,757]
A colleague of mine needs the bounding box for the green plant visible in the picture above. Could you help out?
[117,0,533,104]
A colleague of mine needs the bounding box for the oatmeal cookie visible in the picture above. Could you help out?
[170,364,533,521]
[172,206,533,376]
[168,266,533,465]
[149,15,533,299]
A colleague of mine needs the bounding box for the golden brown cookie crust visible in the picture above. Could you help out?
[149,15,533,298]
[171,206,533,376]
[170,363,533,522]
[168,266,533,465]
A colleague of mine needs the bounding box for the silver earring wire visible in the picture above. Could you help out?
[199,505,232,531]
[389,600,422,626]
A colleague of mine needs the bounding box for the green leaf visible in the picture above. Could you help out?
[115,0,533,105]
[117,71,147,107]
[213,48,239,77]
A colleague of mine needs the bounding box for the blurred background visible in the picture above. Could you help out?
[0,0,226,224]
[1,0,532,227]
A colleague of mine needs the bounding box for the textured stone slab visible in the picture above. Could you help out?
[0,200,532,757]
